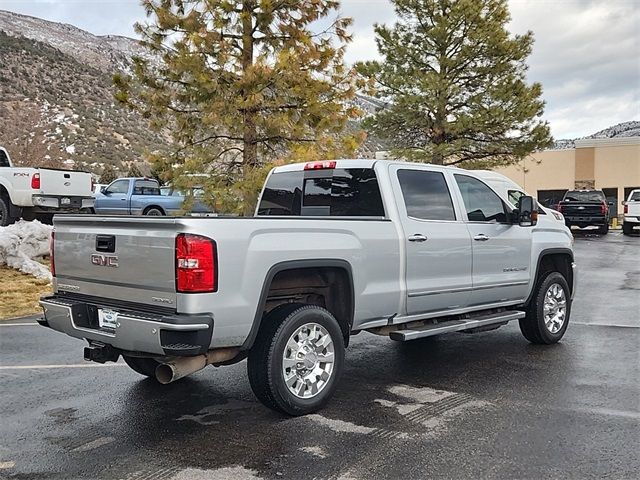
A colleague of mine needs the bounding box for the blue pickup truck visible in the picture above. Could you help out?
[94,177,213,216]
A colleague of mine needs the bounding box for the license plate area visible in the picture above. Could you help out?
[98,308,119,330]
[61,197,71,205]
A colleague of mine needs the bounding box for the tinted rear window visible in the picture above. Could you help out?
[258,168,385,217]
[133,180,160,195]
[563,191,605,202]
[397,169,455,221]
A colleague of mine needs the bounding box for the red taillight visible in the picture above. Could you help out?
[304,161,336,170]
[600,202,607,214]
[556,204,563,213]
[31,173,41,189]
[175,233,216,293]
[91,176,95,192]
[624,204,629,214]
[50,231,55,277]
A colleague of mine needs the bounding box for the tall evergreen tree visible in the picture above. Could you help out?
[114,0,358,203]
[100,164,118,184]
[357,0,552,167]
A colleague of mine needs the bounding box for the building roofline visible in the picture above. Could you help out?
[574,136,640,148]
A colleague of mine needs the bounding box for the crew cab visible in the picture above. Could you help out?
[0,146,95,226]
[94,177,212,216]
[40,160,576,415]
[557,189,611,234]
[622,189,640,235]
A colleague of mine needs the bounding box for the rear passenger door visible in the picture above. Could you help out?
[390,166,473,315]
[453,174,532,307]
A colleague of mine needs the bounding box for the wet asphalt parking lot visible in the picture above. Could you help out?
[1,230,638,479]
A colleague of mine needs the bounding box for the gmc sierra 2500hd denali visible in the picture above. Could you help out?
[40,160,576,415]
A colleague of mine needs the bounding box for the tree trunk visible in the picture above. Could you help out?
[241,1,258,174]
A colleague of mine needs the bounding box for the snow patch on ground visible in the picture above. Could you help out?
[304,414,375,434]
[0,220,52,280]
[170,467,261,480]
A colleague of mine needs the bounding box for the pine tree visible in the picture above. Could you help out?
[114,0,359,211]
[100,164,118,184]
[357,0,553,167]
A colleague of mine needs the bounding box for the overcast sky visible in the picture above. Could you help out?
[3,0,639,139]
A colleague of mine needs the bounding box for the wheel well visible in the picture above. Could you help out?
[0,184,8,199]
[537,253,573,295]
[261,266,354,346]
[143,205,165,215]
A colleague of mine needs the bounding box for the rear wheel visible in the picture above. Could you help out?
[598,223,609,234]
[144,207,164,216]
[0,195,17,227]
[122,355,161,378]
[622,223,633,235]
[519,271,571,344]
[247,304,345,416]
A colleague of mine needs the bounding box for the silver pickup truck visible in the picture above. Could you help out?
[40,160,576,415]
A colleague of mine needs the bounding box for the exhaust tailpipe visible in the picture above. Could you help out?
[155,347,240,385]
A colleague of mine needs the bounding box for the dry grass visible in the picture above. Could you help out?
[0,265,52,320]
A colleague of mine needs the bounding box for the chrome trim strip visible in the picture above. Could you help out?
[408,280,529,298]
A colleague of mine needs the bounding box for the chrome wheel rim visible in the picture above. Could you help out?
[282,322,335,399]
[543,283,567,334]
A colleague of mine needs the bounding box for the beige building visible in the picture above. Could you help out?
[495,137,640,218]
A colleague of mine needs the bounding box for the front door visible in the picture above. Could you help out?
[96,179,130,214]
[453,174,532,307]
[391,166,473,315]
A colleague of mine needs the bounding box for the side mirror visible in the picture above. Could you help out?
[517,195,538,227]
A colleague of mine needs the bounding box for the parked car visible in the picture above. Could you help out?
[0,146,95,226]
[40,159,576,415]
[93,177,213,216]
[557,189,611,234]
[473,170,566,225]
[622,189,640,235]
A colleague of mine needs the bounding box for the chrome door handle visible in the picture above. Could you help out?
[473,234,490,241]
[408,234,428,242]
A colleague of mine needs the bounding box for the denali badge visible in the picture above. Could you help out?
[91,254,119,268]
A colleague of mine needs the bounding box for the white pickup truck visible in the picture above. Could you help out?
[40,159,576,415]
[622,189,640,235]
[0,146,95,226]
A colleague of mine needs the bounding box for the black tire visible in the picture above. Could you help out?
[564,221,571,229]
[519,271,571,345]
[144,206,164,216]
[247,303,345,416]
[622,223,633,235]
[122,355,161,378]
[598,223,609,234]
[0,195,17,227]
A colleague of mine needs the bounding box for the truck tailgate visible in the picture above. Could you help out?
[53,216,178,308]
[39,169,92,197]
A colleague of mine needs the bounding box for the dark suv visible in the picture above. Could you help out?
[557,189,611,234]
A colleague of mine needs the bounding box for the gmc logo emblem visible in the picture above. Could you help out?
[91,254,119,268]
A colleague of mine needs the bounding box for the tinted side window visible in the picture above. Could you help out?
[106,180,129,194]
[397,170,455,221]
[454,174,508,223]
[0,150,9,167]
[133,180,160,195]
[258,171,303,215]
[257,168,384,216]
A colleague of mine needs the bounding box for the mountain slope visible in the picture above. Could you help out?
[0,28,166,171]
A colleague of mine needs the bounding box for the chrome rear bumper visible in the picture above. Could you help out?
[39,295,213,356]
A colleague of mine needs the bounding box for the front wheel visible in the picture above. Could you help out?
[247,304,345,416]
[519,272,571,345]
